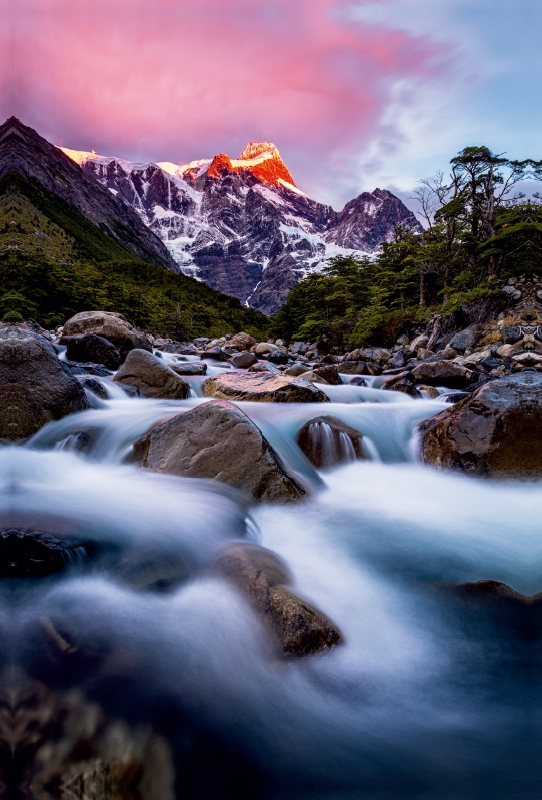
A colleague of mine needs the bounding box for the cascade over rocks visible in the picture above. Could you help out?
[131,399,305,503]
[60,333,121,370]
[202,372,329,403]
[0,323,90,441]
[297,416,366,469]
[113,349,190,399]
[420,371,542,477]
[212,543,343,656]
[62,311,152,360]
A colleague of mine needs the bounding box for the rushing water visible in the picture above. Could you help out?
[1,370,541,798]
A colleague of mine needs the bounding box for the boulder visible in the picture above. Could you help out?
[297,415,366,469]
[212,543,342,655]
[267,350,289,365]
[228,332,257,351]
[153,339,199,355]
[416,348,436,361]
[409,334,429,353]
[387,349,410,369]
[363,347,391,365]
[252,342,279,355]
[202,372,329,403]
[411,361,474,389]
[229,351,258,369]
[338,361,380,376]
[381,371,422,398]
[169,362,207,376]
[131,399,304,502]
[420,371,542,477]
[62,311,151,359]
[202,346,225,360]
[501,325,522,345]
[311,364,342,385]
[113,349,190,399]
[290,342,307,355]
[248,361,281,373]
[0,323,90,441]
[60,333,121,370]
[448,328,479,353]
[301,371,329,385]
[284,363,310,377]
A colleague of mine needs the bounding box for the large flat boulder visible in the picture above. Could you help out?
[202,372,329,403]
[411,361,474,389]
[0,323,90,441]
[213,543,342,656]
[62,311,152,359]
[420,371,542,477]
[131,399,305,502]
[113,349,190,399]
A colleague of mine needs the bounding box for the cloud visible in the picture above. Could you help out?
[1,0,450,206]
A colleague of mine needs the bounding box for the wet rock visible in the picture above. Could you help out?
[448,328,479,353]
[297,415,366,469]
[153,338,199,355]
[62,311,152,359]
[60,333,121,370]
[213,543,342,655]
[381,371,422,397]
[131,399,305,502]
[419,385,440,399]
[248,361,281,373]
[0,323,90,441]
[193,337,210,348]
[311,364,342,385]
[452,580,529,603]
[113,349,190,399]
[420,371,542,477]
[228,332,257,351]
[387,349,410,369]
[78,376,109,400]
[301,370,329,385]
[169,361,207,376]
[202,346,225,360]
[65,361,113,377]
[202,372,329,403]
[267,350,289,365]
[252,342,279,355]
[229,351,258,369]
[284,363,310,377]
[338,361,380,376]
[411,361,474,389]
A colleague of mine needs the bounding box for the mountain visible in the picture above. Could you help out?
[0,117,178,270]
[0,117,269,337]
[61,142,422,315]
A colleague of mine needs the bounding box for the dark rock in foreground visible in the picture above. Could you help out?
[0,323,89,441]
[202,372,329,403]
[60,333,121,370]
[420,371,542,477]
[114,349,190,399]
[131,399,305,502]
[62,311,152,359]
[213,543,343,656]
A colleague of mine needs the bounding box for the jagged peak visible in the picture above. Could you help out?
[237,142,280,162]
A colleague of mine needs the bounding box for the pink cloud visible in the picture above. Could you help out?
[2,0,450,203]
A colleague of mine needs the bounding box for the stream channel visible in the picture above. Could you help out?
[1,354,540,799]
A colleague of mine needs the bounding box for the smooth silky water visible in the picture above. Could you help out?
[2,377,541,799]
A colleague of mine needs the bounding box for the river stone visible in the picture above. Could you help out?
[284,363,310,377]
[113,349,190,399]
[501,325,523,345]
[448,328,479,353]
[62,311,152,359]
[202,372,329,403]
[229,351,258,369]
[213,543,342,655]
[411,361,474,389]
[228,332,257,351]
[131,399,304,502]
[267,350,289,365]
[60,333,121,370]
[0,323,90,441]
[297,416,365,469]
[169,362,207,376]
[381,371,421,397]
[311,364,342,385]
[338,361,379,376]
[420,371,542,477]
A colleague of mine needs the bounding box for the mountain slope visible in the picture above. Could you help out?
[0,117,177,269]
[62,142,422,314]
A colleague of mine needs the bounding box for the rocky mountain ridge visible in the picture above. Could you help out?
[61,141,422,314]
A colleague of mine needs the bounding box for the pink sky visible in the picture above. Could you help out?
[2,0,450,206]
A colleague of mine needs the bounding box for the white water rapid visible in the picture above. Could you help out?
[2,375,540,799]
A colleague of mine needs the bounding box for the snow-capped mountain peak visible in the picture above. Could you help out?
[60,142,421,314]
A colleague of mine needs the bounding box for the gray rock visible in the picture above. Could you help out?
[411,361,474,389]
[202,372,329,402]
[297,415,365,469]
[229,351,258,369]
[59,333,121,370]
[448,328,479,353]
[131,399,305,502]
[420,371,542,477]
[62,311,151,360]
[113,349,190,399]
[228,332,257,351]
[212,543,342,655]
[502,325,522,345]
[169,362,207,376]
[0,323,90,441]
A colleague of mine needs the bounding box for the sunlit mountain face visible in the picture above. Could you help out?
[61,141,421,314]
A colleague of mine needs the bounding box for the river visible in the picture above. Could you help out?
[0,365,539,799]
